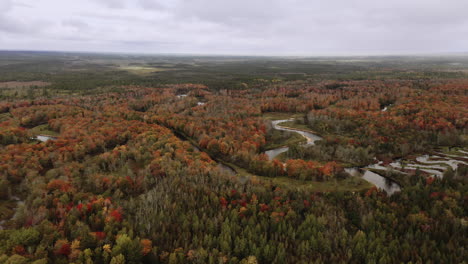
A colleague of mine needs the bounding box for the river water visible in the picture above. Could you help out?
[345,168,401,195]
[35,135,56,142]
[265,119,402,195]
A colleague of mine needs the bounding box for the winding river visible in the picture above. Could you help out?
[172,98,465,194]
[265,119,402,195]
[265,119,322,160]
[35,135,57,142]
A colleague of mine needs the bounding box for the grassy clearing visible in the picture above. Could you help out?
[118,65,176,75]
[277,120,319,134]
[262,112,303,120]
[263,131,305,150]
[228,161,373,192]
[30,124,59,136]
[249,173,374,192]
[264,175,374,192]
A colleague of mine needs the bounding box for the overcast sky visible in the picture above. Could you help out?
[1,0,467,55]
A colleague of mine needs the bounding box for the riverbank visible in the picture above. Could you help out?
[30,123,59,137]
[276,120,321,135]
[367,168,408,187]
[223,159,374,192]
[262,131,306,151]
[168,124,374,193]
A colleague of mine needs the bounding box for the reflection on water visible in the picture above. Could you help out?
[36,135,56,142]
[345,168,401,195]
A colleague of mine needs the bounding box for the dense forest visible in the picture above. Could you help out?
[0,52,467,263]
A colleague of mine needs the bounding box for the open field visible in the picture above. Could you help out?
[262,112,304,120]
[223,160,374,193]
[117,65,177,75]
[276,120,319,134]
[263,132,305,150]
[30,124,59,136]
[0,81,50,89]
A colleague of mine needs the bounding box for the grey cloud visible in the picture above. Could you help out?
[0,0,43,35]
[0,0,13,12]
[0,15,41,35]
[11,1,35,8]
[0,16,24,33]
[94,0,127,9]
[119,40,180,47]
[137,0,165,10]
[77,11,165,24]
[1,0,467,55]
[62,19,90,30]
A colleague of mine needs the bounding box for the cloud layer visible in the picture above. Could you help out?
[1,0,467,55]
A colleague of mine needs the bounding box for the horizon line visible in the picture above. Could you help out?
[1,48,468,58]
